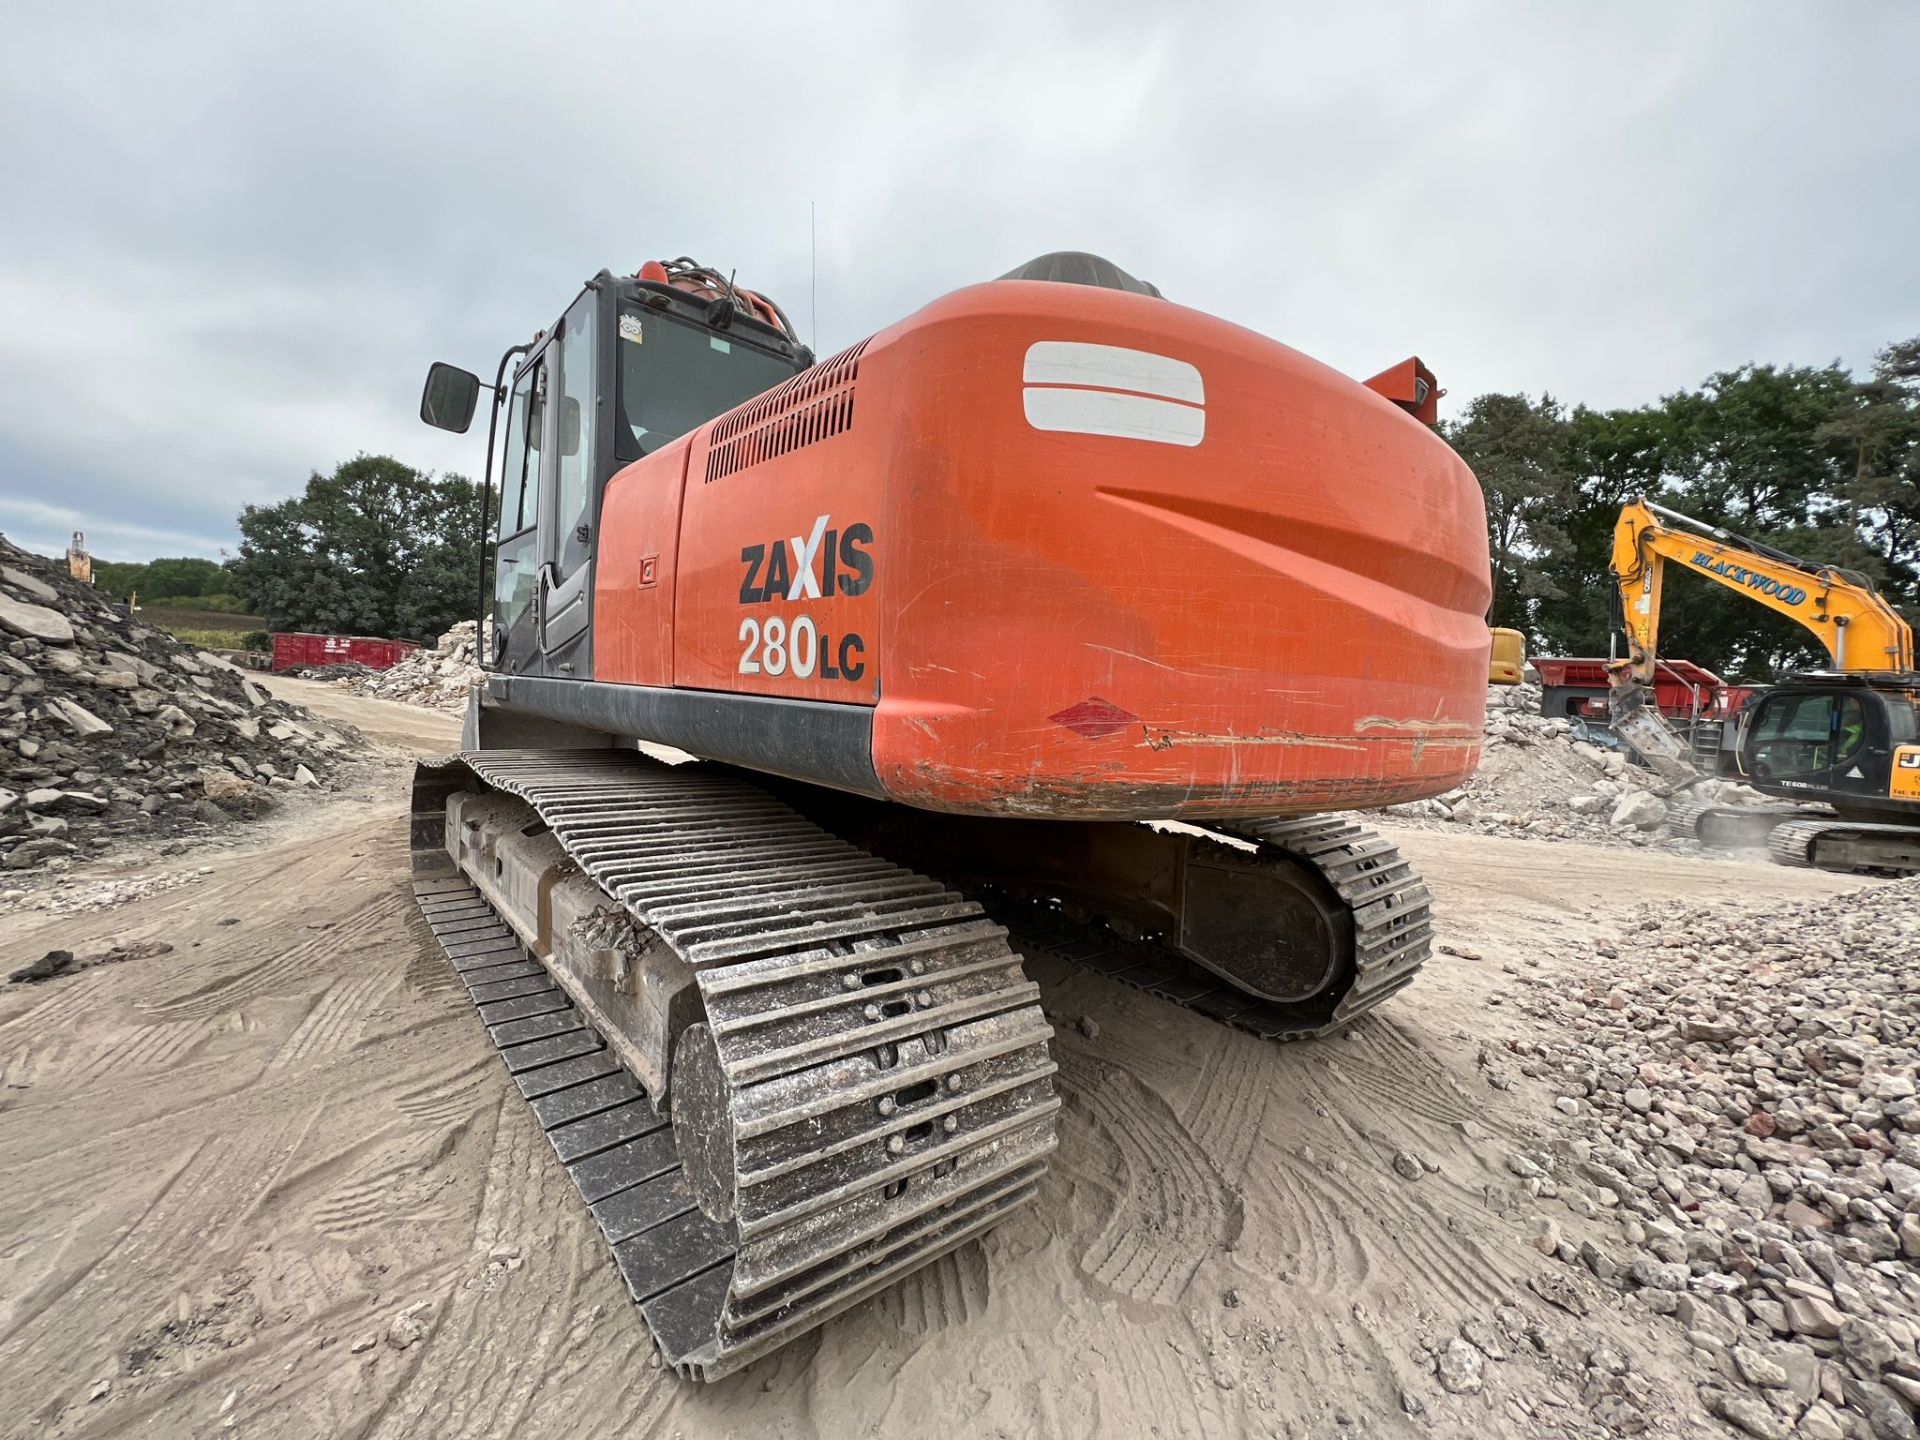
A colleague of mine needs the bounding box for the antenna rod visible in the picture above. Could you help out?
[810,200,818,348]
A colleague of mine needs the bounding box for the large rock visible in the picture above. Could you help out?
[1,564,59,603]
[0,592,75,643]
[1610,792,1668,831]
[46,696,112,736]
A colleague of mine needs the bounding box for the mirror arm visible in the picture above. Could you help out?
[473,343,531,666]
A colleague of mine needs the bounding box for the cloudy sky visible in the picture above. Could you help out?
[2,1,1916,562]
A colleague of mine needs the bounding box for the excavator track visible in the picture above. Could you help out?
[411,749,1060,1381]
[1769,817,1920,875]
[1670,801,1830,849]
[997,815,1432,1040]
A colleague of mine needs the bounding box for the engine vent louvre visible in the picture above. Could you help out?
[705,337,871,483]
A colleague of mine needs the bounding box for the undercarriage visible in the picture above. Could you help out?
[409,747,1434,1376]
[1667,801,1920,875]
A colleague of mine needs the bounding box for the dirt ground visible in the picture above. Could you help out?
[0,679,1876,1439]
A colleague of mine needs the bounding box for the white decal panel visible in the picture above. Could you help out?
[1022,387,1206,446]
[1021,340,1205,446]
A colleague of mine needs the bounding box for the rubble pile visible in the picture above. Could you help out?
[1383,681,1777,850]
[329,620,483,712]
[0,535,363,874]
[1506,879,1920,1439]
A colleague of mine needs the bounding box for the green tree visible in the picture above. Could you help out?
[1818,338,1920,616]
[1441,393,1577,632]
[92,559,150,601]
[1653,364,1872,676]
[144,555,232,599]
[229,455,489,643]
[1528,402,1682,659]
[1446,344,1919,681]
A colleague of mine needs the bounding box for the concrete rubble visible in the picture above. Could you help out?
[310,619,484,712]
[1382,680,1792,852]
[0,534,364,876]
[1503,877,1920,1440]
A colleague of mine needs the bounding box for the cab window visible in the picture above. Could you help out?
[553,298,595,577]
[1746,692,1864,778]
[1834,695,1867,764]
[496,362,544,537]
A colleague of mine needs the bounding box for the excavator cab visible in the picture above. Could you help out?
[1735,675,1920,823]
[424,263,811,680]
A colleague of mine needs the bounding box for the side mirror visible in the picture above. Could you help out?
[421,362,482,433]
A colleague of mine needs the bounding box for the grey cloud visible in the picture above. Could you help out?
[1,1,1915,561]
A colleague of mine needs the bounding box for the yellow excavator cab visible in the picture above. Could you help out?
[1489,627,1526,686]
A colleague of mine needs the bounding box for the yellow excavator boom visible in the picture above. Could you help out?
[1612,497,1914,681]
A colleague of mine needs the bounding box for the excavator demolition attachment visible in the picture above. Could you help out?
[410,252,1488,1376]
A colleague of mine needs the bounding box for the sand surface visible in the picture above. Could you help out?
[0,682,1871,1439]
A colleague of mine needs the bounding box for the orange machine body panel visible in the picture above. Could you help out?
[594,433,692,687]
[594,278,1491,820]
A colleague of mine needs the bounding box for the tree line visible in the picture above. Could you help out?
[1446,337,1920,680]
[228,455,488,644]
[93,555,247,612]
[92,456,486,644]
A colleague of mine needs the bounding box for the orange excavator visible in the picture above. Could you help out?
[412,252,1491,1377]
[1607,496,1920,870]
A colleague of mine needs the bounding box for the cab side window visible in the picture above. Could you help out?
[497,364,544,537]
[553,299,595,578]
[1834,695,1867,764]
[1747,694,1836,777]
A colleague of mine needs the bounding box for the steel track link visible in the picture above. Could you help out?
[411,749,1059,1380]
[997,815,1433,1041]
[1769,821,1817,867]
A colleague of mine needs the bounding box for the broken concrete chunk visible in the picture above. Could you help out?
[47,696,112,736]
[0,593,76,644]
[0,564,59,603]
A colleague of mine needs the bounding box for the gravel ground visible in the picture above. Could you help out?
[1500,878,1920,1439]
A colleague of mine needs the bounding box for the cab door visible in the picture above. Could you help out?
[536,291,598,675]
[491,347,550,675]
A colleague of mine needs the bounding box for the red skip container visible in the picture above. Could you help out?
[270,633,418,673]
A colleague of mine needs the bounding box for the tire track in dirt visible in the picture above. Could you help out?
[0,1121,297,1390]
[63,1018,210,1085]
[360,1093,682,1440]
[0,973,106,1038]
[390,1056,496,1130]
[1056,1050,1239,1307]
[1176,1027,1273,1187]
[1078,1314,1232,1439]
[256,1110,475,1244]
[1234,1145,1372,1295]
[871,1239,991,1336]
[268,973,394,1071]
[0,1143,204,1347]
[1242,1134,1508,1313]
[1332,1015,1486,1128]
[138,892,403,1023]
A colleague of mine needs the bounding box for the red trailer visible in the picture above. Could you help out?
[270,632,418,673]
[1533,657,1755,723]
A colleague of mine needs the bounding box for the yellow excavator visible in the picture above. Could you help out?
[1607,497,1920,872]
